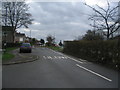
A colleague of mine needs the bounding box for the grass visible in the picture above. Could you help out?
[46,46,63,52]
[6,47,18,52]
[2,52,15,61]
[2,47,17,61]
[0,54,2,60]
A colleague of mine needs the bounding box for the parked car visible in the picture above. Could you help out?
[20,43,32,53]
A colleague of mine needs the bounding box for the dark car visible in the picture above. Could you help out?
[20,43,32,53]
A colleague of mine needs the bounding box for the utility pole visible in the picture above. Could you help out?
[30,30,31,38]
[30,29,31,43]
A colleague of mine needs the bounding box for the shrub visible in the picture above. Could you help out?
[63,40,120,69]
[2,42,21,48]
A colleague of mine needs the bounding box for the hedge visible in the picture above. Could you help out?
[63,40,120,69]
[2,42,21,48]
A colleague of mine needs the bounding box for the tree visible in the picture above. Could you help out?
[2,1,33,42]
[82,30,103,41]
[59,40,63,46]
[31,38,36,44]
[46,35,55,46]
[40,39,45,45]
[85,1,120,39]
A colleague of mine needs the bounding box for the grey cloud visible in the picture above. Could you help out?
[19,2,93,42]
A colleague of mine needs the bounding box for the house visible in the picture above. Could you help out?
[25,36,31,43]
[2,26,14,43]
[15,32,26,43]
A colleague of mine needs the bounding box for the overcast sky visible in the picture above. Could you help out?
[17,0,119,43]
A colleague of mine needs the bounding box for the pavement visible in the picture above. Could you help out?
[2,48,39,65]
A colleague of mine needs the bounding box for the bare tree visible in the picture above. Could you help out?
[82,30,104,41]
[46,35,55,46]
[2,1,33,42]
[85,1,120,39]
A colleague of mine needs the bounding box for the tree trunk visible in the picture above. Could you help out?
[107,28,110,40]
[12,26,16,43]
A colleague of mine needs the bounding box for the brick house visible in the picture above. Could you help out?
[15,32,26,43]
[2,26,14,43]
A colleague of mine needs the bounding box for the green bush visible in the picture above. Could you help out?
[63,40,120,69]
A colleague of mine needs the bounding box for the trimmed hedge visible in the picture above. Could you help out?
[63,40,120,69]
[2,43,21,48]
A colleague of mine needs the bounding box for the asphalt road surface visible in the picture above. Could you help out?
[2,47,119,88]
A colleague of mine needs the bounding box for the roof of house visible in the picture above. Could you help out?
[2,26,14,31]
[15,32,25,37]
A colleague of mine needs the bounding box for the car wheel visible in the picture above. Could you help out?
[29,50,31,53]
[20,50,22,53]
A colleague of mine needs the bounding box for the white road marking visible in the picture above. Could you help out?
[54,56,58,59]
[64,56,68,59]
[58,56,62,59]
[43,56,47,59]
[43,55,69,60]
[79,59,87,62]
[76,64,112,82]
[61,57,65,59]
[49,49,83,64]
[67,57,83,64]
[47,56,52,59]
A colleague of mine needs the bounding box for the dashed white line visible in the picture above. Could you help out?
[50,49,83,64]
[47,56,52,59]
[47,48,84,64]
[43,56,68,60]
[43,56,47,59]
[54,56,57,59]
[76,64,112,82]
[61,56,65,59]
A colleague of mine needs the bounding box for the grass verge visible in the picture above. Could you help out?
[2,52,15,61]
[46,46,63,52]
[2,47,17,61]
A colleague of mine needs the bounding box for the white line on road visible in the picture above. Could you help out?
[50,49,83,64]
[43,56,47,59]
[76,64,112,82]
[79,59,87,62]
[54,56,57,59]
[67,57,83,64]
[47,56,52,59]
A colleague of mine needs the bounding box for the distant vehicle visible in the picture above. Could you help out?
[20,43,32,53]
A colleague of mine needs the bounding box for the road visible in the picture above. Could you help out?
[2,47,119,88]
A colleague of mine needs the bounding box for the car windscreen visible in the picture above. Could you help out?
[22,43,31,47]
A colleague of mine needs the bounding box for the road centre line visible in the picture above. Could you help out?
[76,64,112,82]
